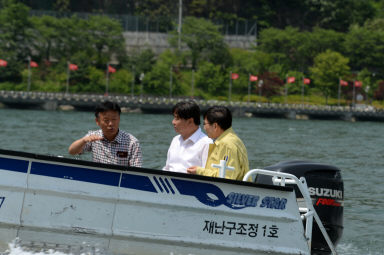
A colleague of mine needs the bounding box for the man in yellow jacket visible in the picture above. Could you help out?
[187,106,249,181]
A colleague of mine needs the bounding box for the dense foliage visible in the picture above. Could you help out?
[19,0,383,32]
[0,0,384,105]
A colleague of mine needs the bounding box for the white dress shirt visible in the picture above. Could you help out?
[163,127,212,173]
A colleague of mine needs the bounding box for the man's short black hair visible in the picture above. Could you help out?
[204,106,232,131]
[95,101,121,118]
[172,100,201,125]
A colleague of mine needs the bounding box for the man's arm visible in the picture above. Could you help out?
[68,135,102,155]
[187,166,219,177]
[196,166,219,177]
[129,140,143,167]
[190,145,241,180]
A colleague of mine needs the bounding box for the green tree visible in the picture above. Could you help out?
[344,24,384,74]
[310,50,350,103]
[84,66,104,93]
[54,0,70,12]
[143,61,173,96]
[31,15,92,85]
[134,0,175,18]
[228,48,273,95]
[231,48,274,73]
[21,0,380,32]
[258,27,305,72]
[130,48,156,76]
[285,70,305,95]
[31,15,61,61]
[195,61,227,98]
[143,50,184,96]
[300,28,344,69]
[54,16,89,60]
[0,0,33,60]
[86,15,125,67]
[364,18,384,31]
[0,0,33,82]
[109,69,134,94]
[303,0,375,32]
[170,16,225,69]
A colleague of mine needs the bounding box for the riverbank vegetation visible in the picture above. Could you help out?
[0,0,384,107]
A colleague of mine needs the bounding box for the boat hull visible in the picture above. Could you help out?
[0,149,310,255]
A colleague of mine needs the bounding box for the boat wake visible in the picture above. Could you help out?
[2,240,105,255]
[337,243,383,255]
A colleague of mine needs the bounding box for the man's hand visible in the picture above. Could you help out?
[68,135,103,155]
[83,135,103,143]
[187,166,198,174]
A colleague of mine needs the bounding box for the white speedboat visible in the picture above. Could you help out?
[0,149,343,255]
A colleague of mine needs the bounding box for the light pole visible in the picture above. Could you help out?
[258,80,263,102]
[247,73,251,103]
[66,62,70,95]
[301,78,304,104]
[365,85,370,104]
[139,72,145,100]
[27,56,31,92]
[105,62,110,95]
[191,69,195,98]
[337,78,340,106]
[131,66,135,97]
[177,0,182,51]
[228,71,233,102]
[169,66,173,98]
[352,80,356,108]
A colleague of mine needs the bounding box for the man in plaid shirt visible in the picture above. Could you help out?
[68,101,142,167]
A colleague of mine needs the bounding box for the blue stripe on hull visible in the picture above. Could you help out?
[31,162,120,187]
[121,173,157,193]
[0,157,29,173]
[0,157,158,192]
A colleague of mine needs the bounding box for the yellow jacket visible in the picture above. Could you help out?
[196,127,249,181]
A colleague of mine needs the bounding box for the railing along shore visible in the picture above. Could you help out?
[0,90,383,122]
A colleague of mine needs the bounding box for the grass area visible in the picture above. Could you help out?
[225,94,359,107]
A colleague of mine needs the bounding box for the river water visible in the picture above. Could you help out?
[0,108,383,255]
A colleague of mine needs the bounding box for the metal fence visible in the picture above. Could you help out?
[29,10,257,36]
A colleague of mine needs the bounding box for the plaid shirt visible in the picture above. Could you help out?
[82,129,142,167]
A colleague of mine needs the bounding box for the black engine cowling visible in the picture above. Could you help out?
[255,160,343,254]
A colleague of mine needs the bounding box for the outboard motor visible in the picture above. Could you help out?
[255,161,343,255]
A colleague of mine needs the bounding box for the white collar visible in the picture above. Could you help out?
[180,127,202,144]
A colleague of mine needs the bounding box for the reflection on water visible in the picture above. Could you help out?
[0,109,383,255]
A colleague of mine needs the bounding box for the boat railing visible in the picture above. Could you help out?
[243,169,338,255]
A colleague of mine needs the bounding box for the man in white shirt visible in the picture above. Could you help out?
[163,101,212,173]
